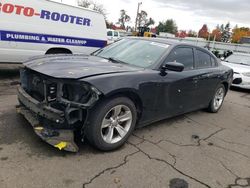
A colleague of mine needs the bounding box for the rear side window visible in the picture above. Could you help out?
[196,50,212,68]
[114,31,119,37]
[107,31,113,36]
[166,47,194,70]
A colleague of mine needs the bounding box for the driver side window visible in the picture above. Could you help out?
[166,47,194,70]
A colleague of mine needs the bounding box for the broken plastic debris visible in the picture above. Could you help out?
[16,107,21,113]
[34,127,44,131]
[54,142,67,150]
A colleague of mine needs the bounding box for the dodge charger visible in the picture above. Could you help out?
[16,38,233,152]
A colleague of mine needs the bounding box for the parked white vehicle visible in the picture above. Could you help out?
[107,29,121,44]
[221,53,250,89]
[0,0,107,63]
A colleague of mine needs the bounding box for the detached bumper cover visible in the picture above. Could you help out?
[17,86,79,152]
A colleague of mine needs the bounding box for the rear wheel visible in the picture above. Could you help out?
[86,97,137,151]
[207,84,226,113]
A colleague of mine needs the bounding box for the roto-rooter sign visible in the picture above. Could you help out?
[0,2,91,26]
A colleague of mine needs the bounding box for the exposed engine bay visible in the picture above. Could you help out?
[17,68,101,152]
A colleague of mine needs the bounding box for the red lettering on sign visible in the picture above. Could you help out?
[0,3,37,17]
[23,7,34,17]
[14,5,25,15]
[2,3,14,13]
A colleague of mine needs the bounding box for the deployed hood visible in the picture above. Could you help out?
[24,55,143,79]
[221,61,250,73]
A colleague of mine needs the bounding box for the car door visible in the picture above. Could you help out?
[194,48,221,108]
[159,46,202,117]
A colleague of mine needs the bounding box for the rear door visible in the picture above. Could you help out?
[194,48,221,107]
[160,46,202,116]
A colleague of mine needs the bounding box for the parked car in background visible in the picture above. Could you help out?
[17,38,233,152]
[221,53,250,89]
[211,50,233,59]
[0,0,107,63]
[107,29,121,44]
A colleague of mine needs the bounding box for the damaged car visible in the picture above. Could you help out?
[17,38,233,152]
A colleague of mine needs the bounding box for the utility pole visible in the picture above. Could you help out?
[135,2,142,32]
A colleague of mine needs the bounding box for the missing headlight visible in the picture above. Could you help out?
[62,83,92,104]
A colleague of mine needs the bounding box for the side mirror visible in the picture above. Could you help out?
[161,62,184,72]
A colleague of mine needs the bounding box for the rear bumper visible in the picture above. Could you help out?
[17,86,79,152]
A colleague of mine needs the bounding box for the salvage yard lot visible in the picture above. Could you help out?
[0,70,250,188]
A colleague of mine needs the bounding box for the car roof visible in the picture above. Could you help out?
[125,37,207,49]
[126,37,178,45]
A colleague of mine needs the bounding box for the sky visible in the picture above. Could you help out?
[53,0,250,32]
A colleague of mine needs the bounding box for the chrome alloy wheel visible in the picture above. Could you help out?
[213,87,225,111]
[101,105,133,144]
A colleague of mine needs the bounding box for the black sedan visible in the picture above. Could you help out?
[17,38,233,152]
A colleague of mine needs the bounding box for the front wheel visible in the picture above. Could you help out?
[86,97,137,151]
[207,84,226,113]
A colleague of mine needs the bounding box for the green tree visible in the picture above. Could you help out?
[137,10,148,27]
[118,10,131,29]
[221,22,232,43]
[136,10,155,29]
[145,17,155,27]
[156,19,178,34]
[220,24,224,32]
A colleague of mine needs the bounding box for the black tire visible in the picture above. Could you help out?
[85,97,137,151]
[207,84,226,113]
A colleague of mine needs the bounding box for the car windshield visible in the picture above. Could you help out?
[93,39,170,68]
[225,54,250,66]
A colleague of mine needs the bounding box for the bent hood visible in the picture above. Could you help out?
[24,55,143,79]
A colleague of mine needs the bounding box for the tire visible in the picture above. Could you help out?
[85,97,137,151]
[207,84,226,113]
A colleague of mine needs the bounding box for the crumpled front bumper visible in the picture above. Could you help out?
[16,86,79,152]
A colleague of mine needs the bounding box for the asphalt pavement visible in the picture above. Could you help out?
[0,68,250,188]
